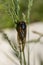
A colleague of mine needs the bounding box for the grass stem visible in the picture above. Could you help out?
[20,50,22,65]
[23,50,26,65]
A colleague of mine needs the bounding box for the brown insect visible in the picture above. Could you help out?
[16,21,26,51]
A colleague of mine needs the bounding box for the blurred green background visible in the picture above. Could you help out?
[0,0,43,28]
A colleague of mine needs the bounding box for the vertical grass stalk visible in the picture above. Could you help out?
[27,0,34,64]
[23,50,26,65]
[27,0,33,23]
[20,50,22,65]
[28,47,29,65]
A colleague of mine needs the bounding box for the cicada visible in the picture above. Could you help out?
[16,21,26,51]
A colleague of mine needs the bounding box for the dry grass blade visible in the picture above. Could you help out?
[0,31,19,58]
[2,32,17,52]
[26,37,41,43]
[32,31,43,36]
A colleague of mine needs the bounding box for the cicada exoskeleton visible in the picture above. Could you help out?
[16,21,26,51]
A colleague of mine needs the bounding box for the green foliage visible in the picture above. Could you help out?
[0,0,34,28]
[30,0,43,22]
[0,0,43,28]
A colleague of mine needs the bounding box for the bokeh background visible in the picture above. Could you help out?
[0,0,43,28]
[0,0,43,65]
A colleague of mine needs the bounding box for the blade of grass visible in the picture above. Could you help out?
[28,47,29,65]
[32,31,43,36]
[23,50,26,65]
[20,49,22,65]
[0,31,19,56]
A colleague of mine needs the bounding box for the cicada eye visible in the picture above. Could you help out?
[22,24,26,29]
[21,22,26,30]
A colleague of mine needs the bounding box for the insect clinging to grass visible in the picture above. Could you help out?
[16,21,27,51]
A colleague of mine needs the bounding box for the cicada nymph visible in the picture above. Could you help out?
[16,21,26,51]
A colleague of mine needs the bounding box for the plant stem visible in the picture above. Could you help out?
[20,49,22,65]
[23,50,26,65]
[28,47,29,65]
[27,0,33,23]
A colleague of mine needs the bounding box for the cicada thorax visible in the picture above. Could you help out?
[16,21,26,51]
